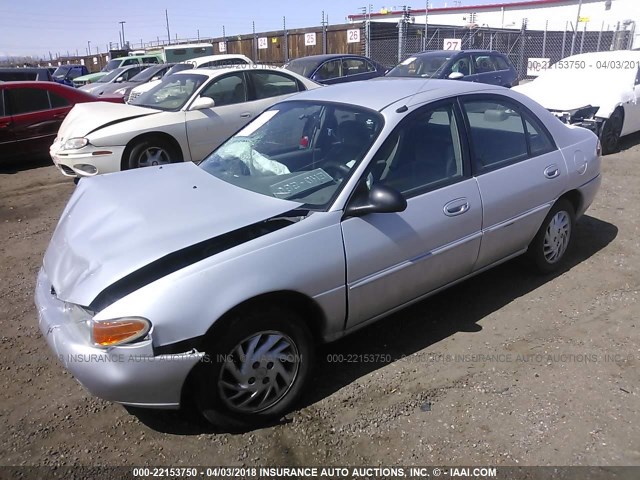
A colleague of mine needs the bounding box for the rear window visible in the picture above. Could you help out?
[0,71,38,81]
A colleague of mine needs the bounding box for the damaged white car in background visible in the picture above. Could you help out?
[514,50,640,154]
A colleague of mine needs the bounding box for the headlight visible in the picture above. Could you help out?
[92,317,151,347]
[114,87,127,95]
[63,137,89,150]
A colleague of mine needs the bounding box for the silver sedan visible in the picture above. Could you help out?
[36,78,601,429]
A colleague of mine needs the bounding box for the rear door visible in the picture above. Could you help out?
[5,86,60,157]
[342,99,483,327]
[0,88,16,159]
[459,94,568,270]
[471,54,500,85]
[340,58,379,82]
[312,59,343,84]
[492,54,516,87]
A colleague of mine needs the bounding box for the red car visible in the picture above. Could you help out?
[0,81,123,162]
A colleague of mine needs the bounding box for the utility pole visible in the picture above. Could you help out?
[570,0,583,55]
[87,41,91,57]
[165,10,171,44]
[119,21,127,49]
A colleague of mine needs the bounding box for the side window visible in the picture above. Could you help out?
[342,59,368,76]
[67,68,83,79]
[251,71,299,100]
[8,88,51,115]
[462,98,528,171]
[472,55,497,73]
[493,55,511,71]
[143,57,159,64]
[449,55,472,76]
[200,73,246,106]
[368,102,464,197]
[49,91,70,108]
[121,58,138,66]
[123,67,142,80]
[524,116,555,156]
[0,90,5,117]
[315,60,342,80]
[366,60,378,72]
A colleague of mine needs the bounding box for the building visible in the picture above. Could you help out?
[349,0,639,46]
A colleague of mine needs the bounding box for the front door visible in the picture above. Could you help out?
[184,72,252,161]
[341,100,483,328]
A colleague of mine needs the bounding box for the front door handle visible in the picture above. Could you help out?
[444,198,470,217]
[240,112,251,118]
[544,165,560,179]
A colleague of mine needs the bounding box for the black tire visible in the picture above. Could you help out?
[527,199,575,274]
[600,108,623,155]
[193,306,314,430]
[126,136,181,170]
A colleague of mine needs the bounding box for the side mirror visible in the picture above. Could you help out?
[448,72,465,80]
[151,75,161,81]
[115,76,125,83]
[190,96,215,110]
[345,183,407,218]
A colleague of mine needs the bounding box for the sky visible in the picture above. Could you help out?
[0,0,517,58]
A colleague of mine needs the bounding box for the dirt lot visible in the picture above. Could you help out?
[0,139,638,468]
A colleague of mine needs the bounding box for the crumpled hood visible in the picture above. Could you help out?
[43,162,301,307]
[56,102,158,141]
[514,78,632,117]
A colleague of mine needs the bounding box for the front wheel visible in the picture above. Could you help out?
[600,108,623,155]
[126,137,181,170]
[193,306,314,430]
[526,199,575,274]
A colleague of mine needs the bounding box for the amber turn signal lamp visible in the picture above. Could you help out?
[92,317,150,347]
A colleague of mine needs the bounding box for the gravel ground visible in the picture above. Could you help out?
[0,138,638,468]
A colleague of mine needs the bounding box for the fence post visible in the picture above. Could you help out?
[518,21,526,80]
[628,21,636,50]
[561,21,568,59]
[580,21,586,53]
[364,20,371,57]
[397,19,405,63]
[542,20,547,57]
[283,16,288,63]
[252,21,257,62]
[596,21,603,51]
[322,12,328,54]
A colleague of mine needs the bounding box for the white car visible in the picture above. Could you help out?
[50,67,320,179]
[127,54,253,103]
[514,50,640,154]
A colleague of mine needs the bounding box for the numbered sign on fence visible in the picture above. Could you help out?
[443,38,462,50]
[218,42,226,53]
[258,37,268,49]
[347,29,361,43]
[527,58,550,76]
[305,32,316,46]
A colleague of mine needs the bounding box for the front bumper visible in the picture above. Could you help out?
[35,268,204,408]
[50,140,125,177]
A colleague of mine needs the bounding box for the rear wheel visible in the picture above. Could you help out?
[600,108,623,155]
[193,306,314,430]
[126,137,181,170]
[526,199,575,274]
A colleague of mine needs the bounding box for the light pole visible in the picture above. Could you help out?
[87,41,91,57]
[119,21,127,49]
[570,0,584,55]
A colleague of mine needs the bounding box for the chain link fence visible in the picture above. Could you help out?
[365,18,635,79]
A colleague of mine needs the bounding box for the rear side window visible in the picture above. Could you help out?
[462,98,528,170]
[121,58,138,66]
[472,55,497,73]
[49,91,70,108]
[315,60,342,80]
[342,59,368,76]
[251,71,299,99]
[8,88,51,115]
[143,56,159,64]
[493,55,511,71]
[462,97,556,172]
[524,117,555,156]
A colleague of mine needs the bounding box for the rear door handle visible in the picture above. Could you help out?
[240,112,251,118]
[444,198,470,216]
[544,164,560,179]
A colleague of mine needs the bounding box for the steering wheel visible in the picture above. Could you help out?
[322,160,352,182]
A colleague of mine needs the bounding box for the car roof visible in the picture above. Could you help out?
[561,50,640,61]
[413,49,503,56]
[290,54,369,62]
[172,66,294,79]
[280,77,498,112]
